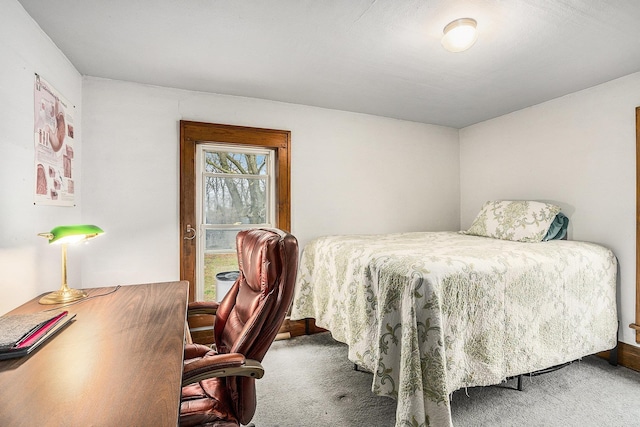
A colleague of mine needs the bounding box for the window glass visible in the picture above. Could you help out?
[204,228,242,252]
[204,176,267,225]
[204,151,267,175]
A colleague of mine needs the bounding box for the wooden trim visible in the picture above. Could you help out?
[179,121,291,302]
[187,314,216,345]
[180,124,197,299]
[284,318,326,337]
[636,107,640,343]
[598,341,640,373]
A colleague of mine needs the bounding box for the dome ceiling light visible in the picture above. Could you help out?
[441,18,478,53]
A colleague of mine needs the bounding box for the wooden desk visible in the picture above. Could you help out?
[0,281,188,426]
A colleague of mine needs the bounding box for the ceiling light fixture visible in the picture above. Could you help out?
[441,18,478,53]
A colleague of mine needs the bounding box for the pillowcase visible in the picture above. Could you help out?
[463,200,561,242]
[543,212,569,241]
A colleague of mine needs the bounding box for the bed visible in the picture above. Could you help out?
[289,201,617,427]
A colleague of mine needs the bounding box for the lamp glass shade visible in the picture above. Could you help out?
[43,224,104,245]
[441,18,478,52]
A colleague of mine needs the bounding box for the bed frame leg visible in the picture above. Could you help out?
[517,375,523,391]
[608,321,619,366]
[609,342,619,366]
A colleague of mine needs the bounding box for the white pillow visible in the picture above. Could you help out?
[463,200,561,242]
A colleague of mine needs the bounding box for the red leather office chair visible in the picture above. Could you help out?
[180,228,298,427]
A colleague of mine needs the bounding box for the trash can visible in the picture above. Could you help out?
[215,271,239,300]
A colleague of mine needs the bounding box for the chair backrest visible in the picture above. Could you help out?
[213,228,298,424]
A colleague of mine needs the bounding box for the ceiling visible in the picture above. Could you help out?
[18,0,640,128]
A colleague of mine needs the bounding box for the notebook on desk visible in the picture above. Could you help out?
[0,311,76,360]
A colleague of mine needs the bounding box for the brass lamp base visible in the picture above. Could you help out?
[39,287,87,305]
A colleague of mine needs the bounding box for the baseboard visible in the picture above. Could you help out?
[281,318,325,337]
[598,341,640,373]
[189,317,320,345]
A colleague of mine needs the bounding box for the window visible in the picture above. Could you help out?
[195,145,276,300]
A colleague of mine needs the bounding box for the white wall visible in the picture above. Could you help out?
[460,72,640,347]
[81,77,460,288]
[0,1,83,314]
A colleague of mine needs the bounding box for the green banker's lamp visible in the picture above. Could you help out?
[38,224,104,305]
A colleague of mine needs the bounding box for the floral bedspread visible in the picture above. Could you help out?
[290,232,617,427]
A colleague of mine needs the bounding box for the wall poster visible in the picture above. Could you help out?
[34,74,76,206]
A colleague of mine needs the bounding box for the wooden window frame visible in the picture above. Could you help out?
[634,107,640,342]
[180,120,291,301]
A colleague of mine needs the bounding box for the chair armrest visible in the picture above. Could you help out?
[182,352,265,387]
[187,301,219,316]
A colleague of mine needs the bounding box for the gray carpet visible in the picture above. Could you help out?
[252,332,640,427]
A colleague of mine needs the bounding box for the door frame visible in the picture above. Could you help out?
[634,107,640,342]
[180,120,291,301]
